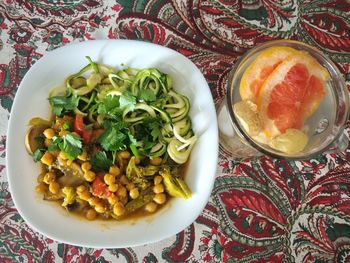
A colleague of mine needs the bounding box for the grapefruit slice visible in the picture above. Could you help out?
[240,46,299,101]
[257,51,330,137]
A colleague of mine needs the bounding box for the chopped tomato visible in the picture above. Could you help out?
[82,129,93,144]
[74,114,85,135]
[92,176,111,198]
[74,114,92,144]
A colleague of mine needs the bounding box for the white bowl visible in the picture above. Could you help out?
[6,40,218,248]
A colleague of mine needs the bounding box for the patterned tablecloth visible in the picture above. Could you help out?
[1,1,350,262]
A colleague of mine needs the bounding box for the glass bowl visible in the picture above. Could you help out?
[218,40,349,160]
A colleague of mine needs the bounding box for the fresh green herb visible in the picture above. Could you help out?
[48,94,79,116]
[99,121,128,152]
[143,140,157,151]
[48,136,61,152]
[134,118,162,142]
[97,95,122,120]
[63,122,71,130]
[129,144,139,158]
[147,119,162,141]
[47,134,82,160]
[33,149,45,162]
[138,89,156,102]
[150,93,171,108]
[132,118,163,155]
[119,90,136,112]
[90,151,113,171]
[128,132,137,145]
[62,133,82,160]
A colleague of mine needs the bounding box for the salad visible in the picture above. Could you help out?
[25,57,197,220]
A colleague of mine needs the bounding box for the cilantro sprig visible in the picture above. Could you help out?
[32,149,45,162]
[48,93,79,116]
[133,117,163,154]
[48,133,82,160]
[97,95,121,119]
[119,90,137,112]
[90,151,113,171]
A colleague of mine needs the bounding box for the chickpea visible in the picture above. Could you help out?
[108,183,118,192]
[43,128,55,139]
[49,182,60,194]
[81,162,91,172]
[57,157,67,166]
[77,150,88,161]
[129,188,139,199]
[95,204,107,214]
[86,208,97,220]
[66,159,73,166]
[35,183,47,193]
[117,186,127,198]
[88,197,100,207]
[145,202,157,213]
[40,152,54,166]
[126,183,135,191]
[119,175,129,185]
[119,151,130,159]
[150,157,162,166]
[154,175,163,185]
[84,171,96,182]
[44,138,52,147]
[153,193,166,204]
[109,166,120,176]
[58,151,68,160]
[79,190,91,201]
[113,202,125,216]
[37,173,45,183]
[104,173,116,185]
[108,195,119,205]
[43,172,56,184]
[76,185,86,193]
[153,184,164,194]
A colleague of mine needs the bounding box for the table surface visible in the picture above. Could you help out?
[1,1,350,262]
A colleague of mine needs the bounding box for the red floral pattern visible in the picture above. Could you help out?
[1,0,350,262]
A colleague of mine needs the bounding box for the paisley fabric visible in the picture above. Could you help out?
[1,0,350,262]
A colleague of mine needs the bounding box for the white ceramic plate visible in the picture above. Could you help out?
[6,40,218,248]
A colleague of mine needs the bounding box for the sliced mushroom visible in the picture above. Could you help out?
[25,124,50,154]
[54,157,85,187]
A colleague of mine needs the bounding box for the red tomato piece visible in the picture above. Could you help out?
[74,114,93,144]
[92,176,111,198]
[83,129,93,144]
[74,114,85,136]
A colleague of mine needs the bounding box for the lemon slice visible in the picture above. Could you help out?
[270,128,308,153]
[233,100,262,136]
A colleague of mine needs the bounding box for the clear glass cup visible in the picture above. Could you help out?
[218,40,349,160]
